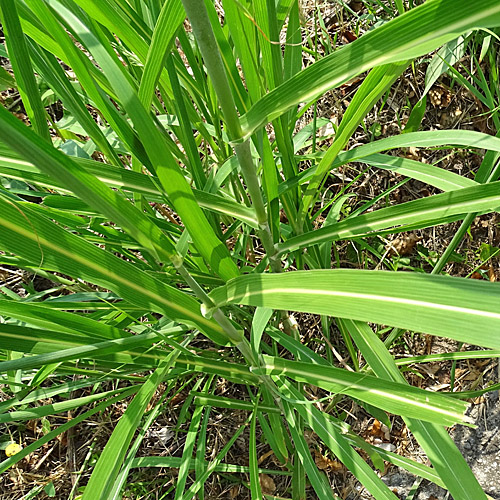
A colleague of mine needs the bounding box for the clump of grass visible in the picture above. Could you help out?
[1,0,500,498]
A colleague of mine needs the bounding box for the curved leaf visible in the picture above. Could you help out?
[210,269,500,349]
[279,181,500,253]
[238,0,500,140]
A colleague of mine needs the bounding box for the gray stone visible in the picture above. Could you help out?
[381,390,500,500]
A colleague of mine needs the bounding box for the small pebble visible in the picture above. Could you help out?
[375,442,396,452]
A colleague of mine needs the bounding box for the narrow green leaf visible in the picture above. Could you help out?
[180,415,251,500]
[0,300,130,340]
[395,350,500,367]
[280,181,500,253]
[138,0,185,108]
[424,35,468,96]
[82,347,181,500]
[254,356,468,426]
[175,389,206,499]
[358,153,476,191]
[210,269,500,350]
[0,386,137,423]
[278,379,399,500]
[193,393,279,414]
[341,319,486,500]
[222,0,263,104]
[251,307,273,357]
[0,325,165,372]
[22,0,150,165]
[195,401,211,500]
[299,62,409,221]
[0,377,127,413]
[26,41,122,165]
[0,195,227,344]
[282,399,338,500]
[249,405,263,500]
[281,129,500,194]
[192,392,446,488]
[203,0,250,113]
[0,103,179,264]
[403,95,427,134]
[0,387,137,474]
[45,0,239,280]
[175,353,258,386]
[130,456,291,475]
[0,0,50,141]
[238,0,500,140]
[0,147,258,227]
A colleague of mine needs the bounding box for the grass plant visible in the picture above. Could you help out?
[1,0,500,498]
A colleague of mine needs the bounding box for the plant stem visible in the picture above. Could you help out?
[177,260,283,398]
[182,0,298,343]
[176,257,268,371]
[181,0,280,271]
[432,155,500,275]
[174,260,246,345]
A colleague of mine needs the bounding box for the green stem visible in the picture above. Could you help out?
[432,153,500,275]
[181,0,280,270]
[175,260,246,345]
[431,213,475,275]
[180,1,242,138]
[177,261,285,405]
[182,0,298,344]
[176,259,266,370]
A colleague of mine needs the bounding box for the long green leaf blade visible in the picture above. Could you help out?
[340,319,486,500]
[0,0,50,141]
[253,356,468,426]
[0,103,178,264]
[238,0,500,140]
[82,348,181,500]
[0,194,227,344]
[210,269,500,349]
[280,181,500,253]
[43,0,239,280]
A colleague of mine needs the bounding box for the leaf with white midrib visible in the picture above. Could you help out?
[0,194,227,344]
[209,269,500,349]
[238,0,500,140]
[279,181,500,253]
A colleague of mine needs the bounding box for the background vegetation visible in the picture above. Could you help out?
[1,0,500,498]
